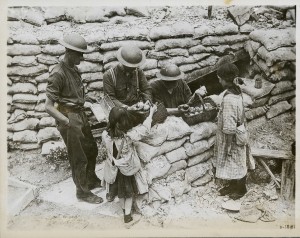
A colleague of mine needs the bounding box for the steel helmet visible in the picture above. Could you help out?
[59,32,89,53]
[156,64,184,81]
[116,45,146,68]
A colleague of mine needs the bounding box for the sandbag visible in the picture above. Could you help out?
[43,7,66,23]
[257,46,296,67]
[155,38,199,51]
[101,40,152,51]
[27,111,48,119]
[140,123,168,146]
[266,101,292,119]
[87,81,103,91]
[19,143,41,151]
[7,109,27,124]
[242,93,254,108]
[7,7,22,21]
[103,6,126,17]
[145,155,171,184]
[37,30,63,44]
[41,140,65,155]
[269,61,288,74]
[13,130,38,143]
[37,93,46,103]
[187,148,213,167]
[37,83,47,93]
[240,24,255,34]
[140,59,158,71]
[189,122,218,143]
[12,103,36,111]
[83,52,104,63]
[135,136,188,162]
[191,171,213,187]
[251,96,270,108]
[103,51,117,64]
[231,42,245,51]
[85,32,107,45]
[104,61,119,71]
[194,25,214,39]
[150,182,172,202]
[147,50,169,60]
[184,139,209,157]
[7,118,39,132]
[159,55,201,66]
[269,69,295,83]
[207,136,216,148]
[22,8,45,26]
[149,21,194,40]
[36,73,49,83]
[188,45,212,54]
[168,177,191,198]
[268,90,295,105]
[12,94,38,104]
[37,127,61,144]
[202,35,248,46]
[165,160,187,177]
[289,97,295,110]
[65,7,88,23]
[227,6,252,26]
[12,33,39,45]
[249,28,296,51]
[8,83,37,95]
[85,8,109,23]
[245,106,269,120]
[212,45,231,54]
[271,81,294,96]
[81,72,103,83]
[125,6,149,17]
[185,160,212,183]
[165,147,188,164]
[39,117,56,128]
[7,94,12,105]
[7,56,12,66]
[164,48,189,57]
[7,132,13,141]
[179,64,200,73]
[198,55,219,68]
[106,27,149,42]
[7,44,41,56]
[42,44,65,56]
[78,61,103,73]
[37,54,59,65]
[214,23,239,35]
[165,116,192,140]
[240,77,275,100]
[35,102,45,112]
[144,69,159,79]
[8,64,48,77]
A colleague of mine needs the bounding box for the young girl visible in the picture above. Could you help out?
[214,63,252,200]
[102,104,157,223]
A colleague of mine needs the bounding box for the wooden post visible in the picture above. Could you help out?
[281,160,295,200]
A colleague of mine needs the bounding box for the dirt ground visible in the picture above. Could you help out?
[5,111,296,234]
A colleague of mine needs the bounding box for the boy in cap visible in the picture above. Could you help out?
[45,32,103,204]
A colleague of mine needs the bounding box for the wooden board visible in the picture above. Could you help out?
[251,147,294,160]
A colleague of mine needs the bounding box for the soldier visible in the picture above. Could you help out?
[103,44,152,202]
[45,33,103,204]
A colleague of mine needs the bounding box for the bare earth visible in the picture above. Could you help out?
[6,111,295,234]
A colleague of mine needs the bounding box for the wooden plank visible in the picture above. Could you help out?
[186,49,249,84]
[251,148,293,160]
[281,160,295,200]
[257,158,280,188]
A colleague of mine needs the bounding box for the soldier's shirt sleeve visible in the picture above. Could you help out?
[183,80,192,103]
[46,72,64,103]
[222,95,238,134]
[139,70,152,102]
[103,71,124,107]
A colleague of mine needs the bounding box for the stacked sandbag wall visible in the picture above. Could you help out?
[243,27,296,126]
[7,6,254,151]
[133,117,217,215]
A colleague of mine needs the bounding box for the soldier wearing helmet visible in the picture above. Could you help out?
[103,44,152,108]
[45,33,103,204]
[103,44,152,202]
[151,64,207,114]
